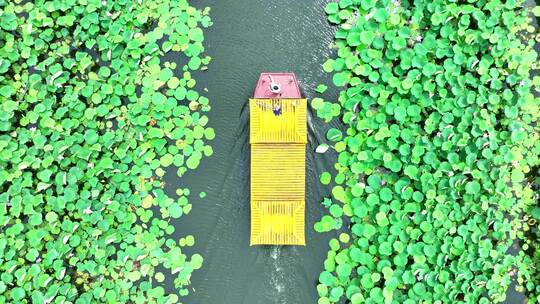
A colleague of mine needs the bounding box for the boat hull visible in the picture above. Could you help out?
[249,73,306,246]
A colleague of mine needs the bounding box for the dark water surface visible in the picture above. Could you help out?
[166,1,341,303]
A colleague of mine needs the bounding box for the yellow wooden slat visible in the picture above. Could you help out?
[249,99,307,143]
[250,200,305,245]
[250,144,305,201]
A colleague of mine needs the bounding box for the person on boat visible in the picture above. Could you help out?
[273,103,282,116]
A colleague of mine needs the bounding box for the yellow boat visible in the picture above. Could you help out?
[249,73,306,246]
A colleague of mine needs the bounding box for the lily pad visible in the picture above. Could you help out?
[320,172,332,185]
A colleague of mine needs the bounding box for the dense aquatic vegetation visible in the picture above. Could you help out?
[313,0,540,303]
[0,0,212,302]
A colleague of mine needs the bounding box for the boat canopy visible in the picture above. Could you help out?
[249,95,307,246]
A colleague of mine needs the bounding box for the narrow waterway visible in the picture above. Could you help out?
[164,1,342,303]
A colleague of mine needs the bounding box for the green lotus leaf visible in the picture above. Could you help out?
[329,238,340,251]
[350,292,365,304]
[329,285,344,301]
[362,223,377,239]
[371,8,390,22]
[332,72,349,86]
[360,272,374,289]
[28,213,43,226]
[338,8,352,20]
[465,180,480,194]
[422,63,437,77]
[326,128,342,141]
[37,169,53,183]
[392,37,407,50]
[186,154,201,169]
[411,191,423,203]
[319,271,338,286]
[347,32,361,46]
[431,13,444,26]
[532,6,540,16]
[329,204,343,217]
[160,153,174,167]
[320,172,332,185]
[10,287,25,301]
[186,90,199,101]
[528,207,540,221]
[379,188,393,202]
[375,212,389,227]
[188,27,204,42]
[318,297,331,304]
[360,0,375,10]
[384,274,400,291]
[188,57,202,70]
[317,284,329,297]
[316,84,328,93]
[336,233,349,245]
[185,235,195,246]
[45,211,58,223]
[202,127,215,140]
[339,0,352,8]
[322,59,335,73]
[401,78,414,90]
[403,165,419,179]
[325,2,339,14]
[407,105,421,117]
[317,215,338,232]
[360,31,375,45]
[168,77,181,89]
[311,97,325,110]
[331,185,348,203]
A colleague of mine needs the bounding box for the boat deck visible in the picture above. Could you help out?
[249,98,306,245]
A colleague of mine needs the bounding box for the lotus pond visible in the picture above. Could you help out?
[0,0,539,304]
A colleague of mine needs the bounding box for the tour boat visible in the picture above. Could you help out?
[249,73,307,245]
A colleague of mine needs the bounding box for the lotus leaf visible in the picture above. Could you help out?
[326,128,343,142]
[316,84,328,93]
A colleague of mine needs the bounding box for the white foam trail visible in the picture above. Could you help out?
[270,246,286,303]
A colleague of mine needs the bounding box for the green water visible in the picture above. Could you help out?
[164,1,341,303]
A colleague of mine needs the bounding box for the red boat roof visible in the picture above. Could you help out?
[254,73,301,98]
